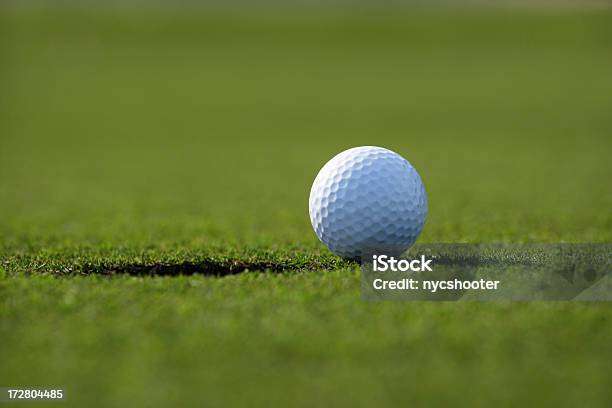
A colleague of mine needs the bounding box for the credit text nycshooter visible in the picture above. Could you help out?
[372,255,433,272]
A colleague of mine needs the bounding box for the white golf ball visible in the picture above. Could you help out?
[309,146,427,259]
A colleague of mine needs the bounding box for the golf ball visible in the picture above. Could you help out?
[309,146,427,259]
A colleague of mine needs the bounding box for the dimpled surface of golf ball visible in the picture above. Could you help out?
[309,146,427,259]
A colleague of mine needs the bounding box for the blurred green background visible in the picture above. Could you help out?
[1,6,611,247]
[1,3,611,407]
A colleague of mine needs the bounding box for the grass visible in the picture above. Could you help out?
[0,7,611,407]
[2,274,612,406]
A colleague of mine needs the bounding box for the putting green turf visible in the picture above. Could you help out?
[1,8,611,407]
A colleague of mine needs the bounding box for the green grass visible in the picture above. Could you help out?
[3,274,612,407]
[1,8,611,407]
